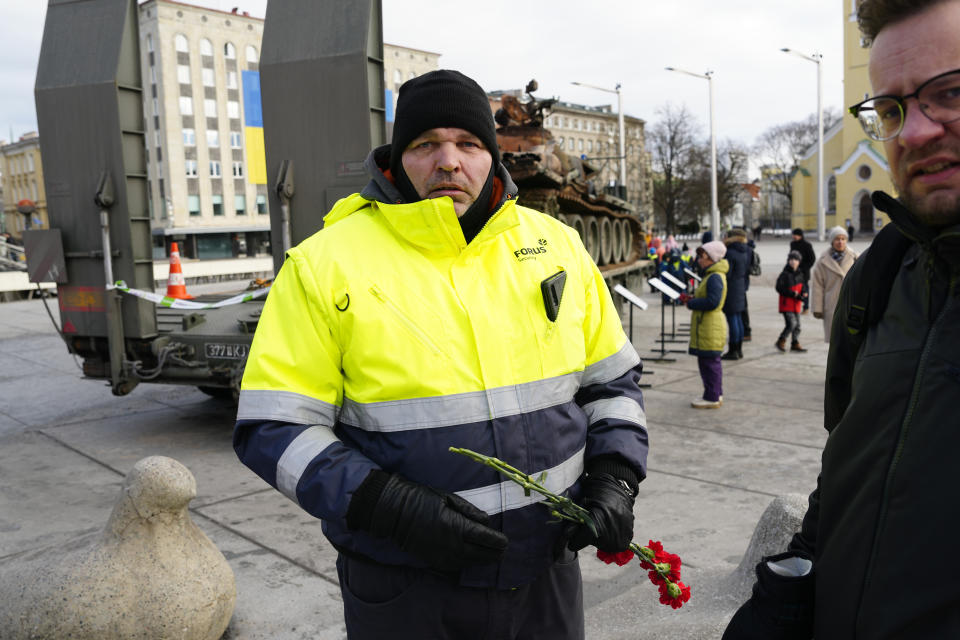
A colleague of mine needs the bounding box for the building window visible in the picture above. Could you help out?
[409,71,416,80]
[206,130,219,147]
[27,154,34,172]
[587,140,593,153]
[224,42,236,59]
[179,96,193,115]
[578,139,584,152]
[185,160,198,177]
[227,101,240,119]
[155,130,162,146]
[183,128,196,146]
[827,175,837,214]
[393,70,402,85]
[246,45,258,63]
[177,64,191,84]
[230,131,242,148]
[188,195,201,216]
[150,66,157,84]
[210,161,222,177]
[200,38,214,57]
[232,161,244,177]
[175,34,189,53]
[227,71,237,89]
[857,164,872,181]
[256,194,267,214]
[204,99,217,118]
[202,68,215,87]
[146,33,153,53]
[212,194,224,215]
[568,138,574,151]
[235,194,246,215]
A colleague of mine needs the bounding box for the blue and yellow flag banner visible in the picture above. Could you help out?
[242,70,267,184]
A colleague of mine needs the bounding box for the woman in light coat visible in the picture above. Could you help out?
[811,226,859,342]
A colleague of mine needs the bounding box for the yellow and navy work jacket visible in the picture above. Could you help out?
[234,153,648,589]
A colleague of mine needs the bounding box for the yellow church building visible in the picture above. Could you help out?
[791,0,896,236]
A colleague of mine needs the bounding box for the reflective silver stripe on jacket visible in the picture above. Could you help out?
[338,373,582,432]
[455,448,585,515]
[276,425,340,500]
[237,389,340,426]
[582,341,641,387]
[582,396,646,427]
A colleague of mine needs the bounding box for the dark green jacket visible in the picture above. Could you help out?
[790,195,960,639]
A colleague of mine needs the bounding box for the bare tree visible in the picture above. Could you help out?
[648,104,702,234]
[686,140,752,228]
[753,108,842,210]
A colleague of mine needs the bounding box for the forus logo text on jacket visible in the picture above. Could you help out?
[514,238,548,262]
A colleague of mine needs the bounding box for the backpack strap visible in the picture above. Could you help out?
[845,222,913,336]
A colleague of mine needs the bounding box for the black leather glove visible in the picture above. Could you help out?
[566,471,636,553]
[346,470,507,572]
[722,551,815,640]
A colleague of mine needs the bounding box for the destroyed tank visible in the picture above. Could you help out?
[494,80,644,270]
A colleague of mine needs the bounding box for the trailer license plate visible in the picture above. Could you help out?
[205,343,247,359]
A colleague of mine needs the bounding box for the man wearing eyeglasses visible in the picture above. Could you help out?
[724,1,960,639]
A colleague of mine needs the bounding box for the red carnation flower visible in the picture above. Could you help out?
[596,549,634,566]
[657,580,691,609]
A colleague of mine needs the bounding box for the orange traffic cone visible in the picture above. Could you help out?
[165,242,193,299]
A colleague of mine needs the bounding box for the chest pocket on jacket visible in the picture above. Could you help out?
[357,282,452,365]
[521,266,586,380]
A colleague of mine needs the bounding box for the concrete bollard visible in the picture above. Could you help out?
[0,456,236,639]
[727,493,809,598]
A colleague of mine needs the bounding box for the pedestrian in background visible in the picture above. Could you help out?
[742,236,759,343]
[811,226,859,342]
[789,228,816,312]
[721,229,750,360]
[684,241,728,409]
[775,250,807,352]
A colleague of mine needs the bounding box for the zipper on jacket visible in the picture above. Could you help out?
[369,285,447,357]
[854,272,954,635]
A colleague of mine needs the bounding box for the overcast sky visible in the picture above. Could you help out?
[1,0,851,175]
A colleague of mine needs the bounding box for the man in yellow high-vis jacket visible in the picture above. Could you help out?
[234,70,648,639]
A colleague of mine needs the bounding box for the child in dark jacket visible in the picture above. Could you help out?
[775,251,808,352]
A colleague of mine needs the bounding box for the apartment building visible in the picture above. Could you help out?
[383,43,441,131]
[0,133,47,240]
[138,0,268,259]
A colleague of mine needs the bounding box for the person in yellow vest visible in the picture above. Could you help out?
[683,241,728,409]
[233,70,648,639]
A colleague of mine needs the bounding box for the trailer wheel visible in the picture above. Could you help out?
[612,219,624,263]
[583,217,600,264]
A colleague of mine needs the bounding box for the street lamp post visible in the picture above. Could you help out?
[664,67,719,238]
[571,81,626,195]
[782,48,824,241]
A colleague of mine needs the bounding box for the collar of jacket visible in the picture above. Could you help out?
[705,258,729,275]
[322,145,522,254]
[872,191,960,272]
[817,247,854,275]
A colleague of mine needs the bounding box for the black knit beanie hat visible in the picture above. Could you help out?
[389,69,500,188]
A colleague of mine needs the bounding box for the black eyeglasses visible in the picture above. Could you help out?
[848,68,960,141]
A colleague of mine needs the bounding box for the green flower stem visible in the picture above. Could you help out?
[449,447,596,532]
[451,447,684,601]
[629,542,678,589]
